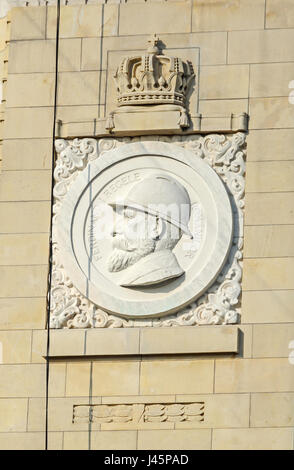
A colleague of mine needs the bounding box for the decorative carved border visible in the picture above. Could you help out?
[51,133,245,329]
[73,402,205,427]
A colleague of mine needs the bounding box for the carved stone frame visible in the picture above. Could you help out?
[50,133,245,329]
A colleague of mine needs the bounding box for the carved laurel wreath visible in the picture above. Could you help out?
[51,133,246,329]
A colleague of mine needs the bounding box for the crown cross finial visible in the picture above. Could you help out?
[147,33,161,54]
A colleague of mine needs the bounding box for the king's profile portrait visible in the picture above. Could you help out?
[106,174,192,287]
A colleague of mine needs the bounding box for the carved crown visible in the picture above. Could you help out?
[114,35,195,107]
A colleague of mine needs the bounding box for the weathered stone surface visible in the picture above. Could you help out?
[246,129,294,161]
[192,0,265,32]
[212,427,293,450]
[8,39,82,74]
[215,358,294,393]
[119,3,191,35]
[252,324,294,358]
[251,393,294,427]
[10,6,46,40]
[138,429,211,450]
[242,290,294,324]
[47,4,118,39]
[228,30,294,64]
[246,162,294,193]
[244,225,294,258]
[0,298,46,330]
[2,139,52,171]
[140,360,214,395]
[6,74,55,108]
[245,193,294,225]
[0,399,28,432]
[243,258,294,291]
[266,0,294,28]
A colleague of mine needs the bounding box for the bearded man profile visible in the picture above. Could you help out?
[107,174,192,287]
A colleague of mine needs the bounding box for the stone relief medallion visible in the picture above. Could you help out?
[51,134,245,328]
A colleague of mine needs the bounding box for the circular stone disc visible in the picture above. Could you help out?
[57,141,233,318]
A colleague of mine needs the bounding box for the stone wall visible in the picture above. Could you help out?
[0,0,294,450]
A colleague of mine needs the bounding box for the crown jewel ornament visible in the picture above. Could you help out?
[113,34,195,109]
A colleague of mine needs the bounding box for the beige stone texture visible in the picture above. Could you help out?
[251,393,294,427]
[249,98,294,130]
[110,31,227,67]
[10,6,46,40]
[266,0,294,29]
[51,330,85,357]
[60,120,98,138]
[100,421,174,432]
[57,72,100,106]
[175,393,250,429]
[245,192,294,225]
[0,18,7,51]
[246,129,294,161]
[86,328,139,356]
[140,326,239,355]
[0,364,45,397]
[27,398,47,433]
[0,170,51,201]
[0,297,46,330]
[212,427,293,450]
[244,225,294,258]
[0,330,32,364]
[198,99,248,115]
[0,432,63,450]
[246,162,294,193]
[0,398,28,432]
[192,0,265,32]
[66,362,91,397]
[228,29,294,64]
[243,258,294,291]
[31,330,46,364]
[63,430,137,450]
[6,73,55,108]
[4,107,54,139]
[32,330,87,362]
[119,2,191,36]
[140,360,214,395]
[252,324,294,358]
[242,290,294,324]
[102,395,176,405]
[199,65,249,100]
[0,201,50,233]
[47,5,118,39]
[2,139,52,171]
[250,63,294,98]
[215,358,294,393]
[138,429,211,450]
[48,362,67,397]
[0,265,48,298]
[47,432,64,450]
[92,361,140,396]
[8,39,82,74]
[56,105,99,122]
[0,233,49,266]
[81,38,101,71]
[28,396,102,432]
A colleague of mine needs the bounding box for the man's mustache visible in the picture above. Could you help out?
[112,235,138,252]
